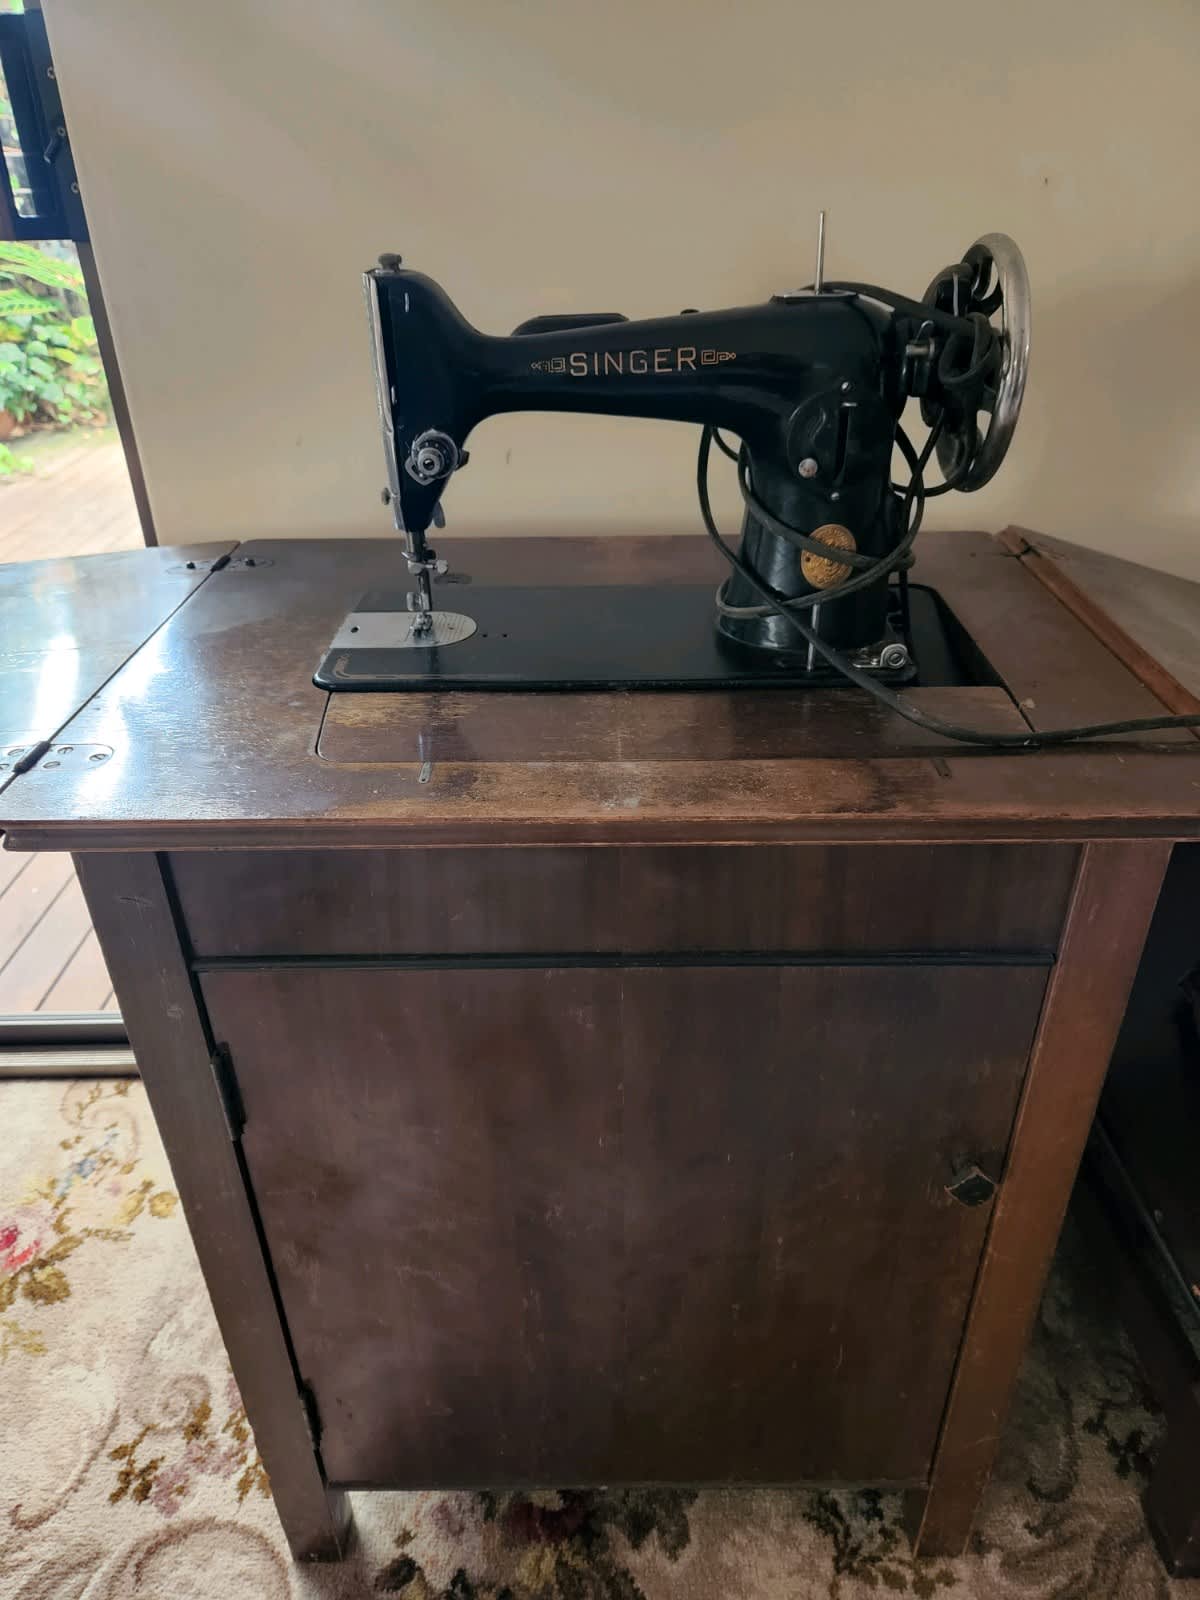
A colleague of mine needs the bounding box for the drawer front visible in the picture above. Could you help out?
[201,960,1048,1488]
[174,842,1078,959]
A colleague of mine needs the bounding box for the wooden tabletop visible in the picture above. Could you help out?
[1,532,1198,850]
[999,528,1200,713]
[0,543,235,792]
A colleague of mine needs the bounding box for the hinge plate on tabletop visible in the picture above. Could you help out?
[0,740,113,776]
[209,1045,245,1141]
[167,555,273,575]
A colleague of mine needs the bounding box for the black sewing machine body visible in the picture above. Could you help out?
[317,231,1029,692]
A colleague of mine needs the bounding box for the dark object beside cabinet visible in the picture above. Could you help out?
[1085,844,1200,1577]
[2,529,1197,1563]
[1000,529,1200,1578]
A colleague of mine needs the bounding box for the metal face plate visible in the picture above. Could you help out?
[328,611,478,650]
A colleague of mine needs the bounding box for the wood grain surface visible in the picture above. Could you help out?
[75,852,350,1560]
[2,534,1198,850]
[173,842,1078,960]
[910,840,1172,1556]
[318,686,1027,763]
[201,960,1049,1489]
[0,542,234,762]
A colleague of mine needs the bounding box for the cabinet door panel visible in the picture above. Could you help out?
[200,963,1047,1487]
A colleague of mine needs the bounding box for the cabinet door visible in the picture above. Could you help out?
[200,962,1047,1488]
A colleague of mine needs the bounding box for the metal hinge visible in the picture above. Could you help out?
[167,554,273,575]
[209,1044,245,1141]
[298,1380,322,1451]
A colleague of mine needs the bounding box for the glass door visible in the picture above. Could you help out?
[1,0,148,1045]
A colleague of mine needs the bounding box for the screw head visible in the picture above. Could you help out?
[880,642,910,671]
[798,457,819,479]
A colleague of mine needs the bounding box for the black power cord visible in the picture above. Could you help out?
[697,425,1200,749]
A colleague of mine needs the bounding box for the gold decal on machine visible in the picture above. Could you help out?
[529,348,735,374]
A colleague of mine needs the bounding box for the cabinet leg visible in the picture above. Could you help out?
[910,843,1171,1558]
[284,1487,353,1563]
[76,852,354,1564]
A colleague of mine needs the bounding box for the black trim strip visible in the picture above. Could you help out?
[326,1475,929,1494]
[0,1012,127,1046]
[193,948,1055,974]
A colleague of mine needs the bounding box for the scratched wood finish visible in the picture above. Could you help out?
[172,842,1078,959]
[74,852,350,1560]
[909,840,1171,1556]
[916,535,1196,739]
[3,535,1199,850]
[0,542,234,760]
[997,529,1200,732]
[200,961,1048,1489]
[318,686,1027,763]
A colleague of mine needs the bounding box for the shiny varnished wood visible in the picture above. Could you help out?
[0,542,234,759]
[201,960,1048,1490]
[2,531,1193,1565]
[172,842,1079,959]
[0,543,231,1021]
[318,685,1027,763]
[2,534,1199,851]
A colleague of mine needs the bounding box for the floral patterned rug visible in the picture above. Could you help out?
[0,1079,1189,1600]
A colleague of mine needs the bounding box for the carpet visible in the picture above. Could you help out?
[0,1079,1187,1600]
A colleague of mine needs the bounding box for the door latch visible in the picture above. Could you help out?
[945,1162,998,1208]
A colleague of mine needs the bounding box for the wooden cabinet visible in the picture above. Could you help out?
[201,959,1048,1489]
[171,843,1078,959]
[5,532,1191,1563]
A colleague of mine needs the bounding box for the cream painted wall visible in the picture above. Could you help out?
[41,0,1200,577]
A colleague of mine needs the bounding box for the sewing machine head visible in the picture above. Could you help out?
[333,220,1029,689]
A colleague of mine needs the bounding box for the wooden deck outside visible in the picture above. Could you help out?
[0,846,117,1014]
[0,429,143,565]
[1,430,139,1016]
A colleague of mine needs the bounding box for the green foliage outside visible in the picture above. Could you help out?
[0,242,110,476]
[2,1,107,477]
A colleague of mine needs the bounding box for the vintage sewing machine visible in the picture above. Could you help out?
[316,219,1031,694]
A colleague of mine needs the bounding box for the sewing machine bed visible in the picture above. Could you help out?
[314,581,990,691]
